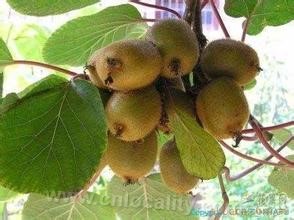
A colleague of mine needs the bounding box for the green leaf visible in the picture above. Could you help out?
[268,155,294,198]
[0,186,19,202]
[224,0,294,35]
[167,90,225,179]
[271,128,294,150]
[243,79,257,90]
[0,38,13,97]
[43,4,148,66]
[0,76,107,195]
[22,192,115,219]
[107,174,199,220]
[14,24,50,61]
[7,0,100,16]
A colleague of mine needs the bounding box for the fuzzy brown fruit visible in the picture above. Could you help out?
[106,86,162,141]
[85,65,108,89]
[88,39,162,91]
[160,139,199,194]
[200,39,260,85]
[196,77,250,139]
[105,132,158,183]
[146,19,199,78]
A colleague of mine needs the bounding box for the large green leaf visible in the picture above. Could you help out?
[43,4,148,66]
[22,192,115,219]
[0,76,107,195]
[0,38,13,97]
[14,24,50,61]
[268,155,294,198]
[167,90,225,179]
[271,128,294,150]
[224,0,294,35]
[107,174,199,220]
[7,0,100,16]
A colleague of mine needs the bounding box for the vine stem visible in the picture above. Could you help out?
[215,174,229,220]
[250,119,294,167]
[209,0,230,38]
[223,137,293,181]
[241,18,250,42]
[201,0,209,9]
[129,0,182,19]
[219,140,284,167]
[242,121,294,134]
[3,60,78,77]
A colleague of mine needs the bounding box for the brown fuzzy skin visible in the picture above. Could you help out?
[88,39,162,91]
[105,132,158,182]
[146,19,199,78]
[85,65,108,89]
[200,39,260,85]
[196,77,250,139]
[160,139,199,194]
[106,86,162,142]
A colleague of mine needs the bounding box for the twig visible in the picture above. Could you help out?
[223,137,293,181]
[201,0,209,9]
[220,140,284,167]
[215,174,229,220]
[130,0,182,19]
[241,18,250,42]
[242,121,294,134]
[250,119,294,167]
[3,60,78,77]
[209,0,230,38]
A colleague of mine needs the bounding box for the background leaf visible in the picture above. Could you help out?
[7,0,100,16]
[0,186,19,202]
[22,192,115,219]
[14,24,50,61]
[167,90,225,179]
[271,128,294,150]
[0,76,107,195]
[43,4,148,66]
[268,155,294,198]
[224,0,294,35]
[0,38,13,98]
[243,79,257,90]
[107,174,199,220]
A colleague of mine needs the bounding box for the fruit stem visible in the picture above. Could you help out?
[223,136,293,181]
[250,119,294,167]
[219,140,285,167]
[215,174,229,220]
[209,0,231,38]
[130,0,182,19]
[241,18,250,42]
[4,60,79,77]
[241,121,294,134]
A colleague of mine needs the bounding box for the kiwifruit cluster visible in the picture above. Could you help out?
[86,18,260,193]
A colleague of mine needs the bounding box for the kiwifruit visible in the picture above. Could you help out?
[88,39,162,91]
[105,132,158,183]
[200,39,260,85]
[160,139,199,193]
[106,86,162,141]
[146,19,199,78]
[196,77,250,139]
[85,65,108,89]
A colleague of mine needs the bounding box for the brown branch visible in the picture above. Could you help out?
[3,60,78,77]
[223,136,293,181]
[250,119,294,167]
[242,121,294,134]
[130,0,182,18]
[220,140,284,167]
[215,174,229,220]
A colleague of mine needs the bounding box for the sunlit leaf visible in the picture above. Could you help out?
[271,128,294,150]
[225,0,294,35]
[43,4,148,66]
[107,174,199,219]
[268,155,294,198]
[0,76,107,195]
[167,90,225,179]
[7,0,100,16]
[0,186,19,202]
[0,38,13,97]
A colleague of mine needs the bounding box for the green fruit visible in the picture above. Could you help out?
[105,132,158,183]
[86,65,108,89]
[146,19,199,78]
[200,39,260,85]
[160,139,199,193]
[196,77,250,139]
[106,86,162,141]
[89,39,162,91]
